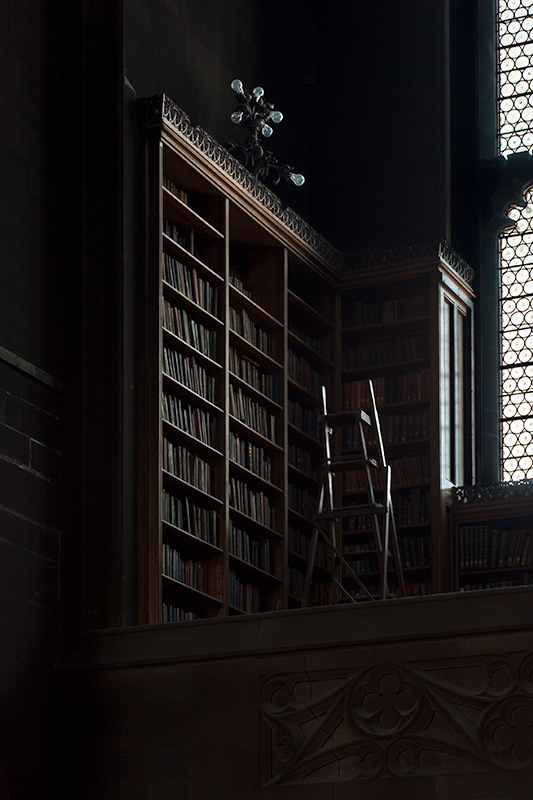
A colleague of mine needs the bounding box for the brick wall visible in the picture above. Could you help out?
[0,1,63,796]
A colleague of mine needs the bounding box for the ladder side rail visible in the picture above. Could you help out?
[368,379,406,598]
[316,523,374,601]
[380,465,392,599]
[302,385,336,608]
[368,379,387,468]
[359,414,387,598]
[385,472,406,597]
[301,520,374,605]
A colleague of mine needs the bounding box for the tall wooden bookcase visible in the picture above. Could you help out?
[138,95,476,624]
[339,250,475,597]
[139,96,340,623]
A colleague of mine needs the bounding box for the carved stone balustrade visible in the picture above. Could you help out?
[57,587,533,799]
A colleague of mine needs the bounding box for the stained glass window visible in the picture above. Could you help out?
[498,0,533,157]
[499,191,533,480]
[497,1,533,479]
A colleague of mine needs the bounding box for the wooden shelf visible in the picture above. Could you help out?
[162,574,223,607]
[162,420,223,460]
[342,315,429,339]
[163,186,224,239]
[163,372,222,413]
[162,520,222,553]
[339,259,474,598]
[162,469,223,505]
[163,281,223,326]
[228,330,282,371]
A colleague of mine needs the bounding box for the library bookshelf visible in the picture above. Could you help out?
[138,96,341,623]
[339,249,475,598]
[138,95,476,623]
[450,481,533,592]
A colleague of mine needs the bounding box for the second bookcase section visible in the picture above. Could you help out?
[340,254,474,596]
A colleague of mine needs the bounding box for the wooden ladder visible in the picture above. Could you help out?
[301,380,406,606]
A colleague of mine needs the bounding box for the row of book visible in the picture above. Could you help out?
[343,411,429,449]
[460,574,533,591]
[164,218,196,256]
[381,411,429,444]
[163,346,217,402]
[348,579,431,600]
[391,580,431,597]
[342,535,429,570]
[162,603,198,623]
[343,371,431,407]
[288,443,320,481]
[399,533,430,568]
[228,521,273,573]
[288,482,317,518]
[392,488,431,526]
[162,439,211,493]
[391,455,430,487]
[162,544,208,592]
[162,488,218,545]
[229,275,262,306]
[163,176,189,205]
[341,488,430,529]
[289,321,322,354]
[229,431,273,481]
[343,296,427,326]
[458,525,533,570]
[229,345,280,401]
[229,384,277,441]
[344,335,429,370]
[343,555,379,574]
[288,349,323,397]
[287,567,332,604]
[162,391,217,448]
[163,298,218,359]
[288,399,319,440]
[288,525,330,568]
[229,306,275,358]
[229,477,276,529]
[287,566,307,600]
[163,252,219,316]
[343,455,430,492]
[228,569,262,612]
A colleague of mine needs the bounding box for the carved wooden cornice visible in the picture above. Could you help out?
[344,239,475,288]
[144,96,477,286]
[454,479,533,504]
[144,94,343,270]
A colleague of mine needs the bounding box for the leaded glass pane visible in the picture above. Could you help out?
[498,0,533,156]
[499,189,533,479]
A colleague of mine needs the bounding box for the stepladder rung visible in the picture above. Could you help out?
[315,504,388,520]
[343,548,395,558]
[324,457,380,471]
[321,409,372,427]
